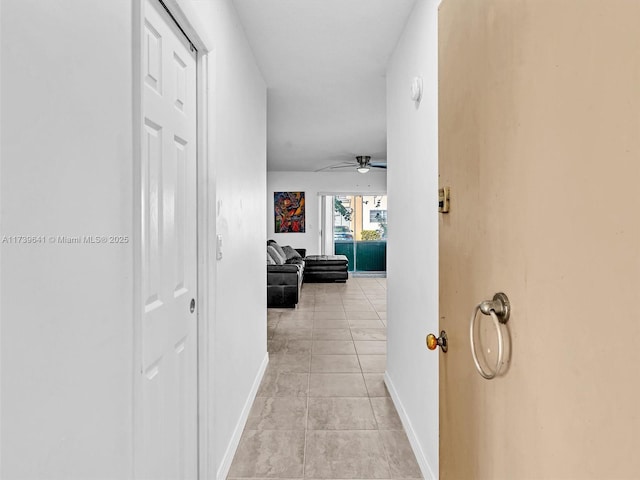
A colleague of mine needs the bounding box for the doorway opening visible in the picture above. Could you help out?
[321,194,387,276]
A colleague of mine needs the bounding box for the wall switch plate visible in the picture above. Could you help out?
[439,187,450,213]
[216,234,223,260]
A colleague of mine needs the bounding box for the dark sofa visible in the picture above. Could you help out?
[267,240,306,308]
[266,240,350,307]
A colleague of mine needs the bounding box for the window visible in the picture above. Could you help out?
[369,210,387,223]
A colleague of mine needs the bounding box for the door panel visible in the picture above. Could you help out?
[139,0,198,478]
[439,1,640,478]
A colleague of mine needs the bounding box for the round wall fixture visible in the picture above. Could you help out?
[411,76,423,103]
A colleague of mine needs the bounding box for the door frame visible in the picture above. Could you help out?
[132,1,215,477]
[319,195,334,255]
[319,191,388,272]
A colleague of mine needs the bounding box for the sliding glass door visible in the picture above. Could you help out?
[328,194,387,274]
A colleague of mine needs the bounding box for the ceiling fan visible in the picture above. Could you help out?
[317,155,387,174]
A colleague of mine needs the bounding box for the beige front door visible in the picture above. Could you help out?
[438,0,640,478]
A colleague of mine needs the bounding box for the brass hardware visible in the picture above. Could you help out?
[426,330,448,353]
[438,187,450,213]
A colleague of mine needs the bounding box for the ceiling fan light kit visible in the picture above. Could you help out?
[356,155,372,174]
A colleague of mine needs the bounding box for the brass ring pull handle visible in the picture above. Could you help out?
[469,293,510,380]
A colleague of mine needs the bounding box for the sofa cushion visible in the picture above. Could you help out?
[267,264,300,273]
[267,245,285,265]
[282,245,302,261]
[285,257,304,266]
[268,240,287,260]
[304,255,349,267]
[267,252,276,265]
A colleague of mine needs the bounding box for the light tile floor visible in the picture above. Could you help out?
[227,276,423,479]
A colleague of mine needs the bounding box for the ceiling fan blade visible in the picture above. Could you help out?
[314,163,355,172]
[314,157,387,173]
[327,164,357,170]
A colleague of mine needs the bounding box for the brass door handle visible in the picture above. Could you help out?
[426,330,448,353]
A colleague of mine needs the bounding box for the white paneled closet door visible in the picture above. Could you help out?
[139,0,198,478]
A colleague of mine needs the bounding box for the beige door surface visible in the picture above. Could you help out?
[138,0,198,478]
[438,1,640,478]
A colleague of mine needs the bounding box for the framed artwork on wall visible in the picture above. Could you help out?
[274,191,305,233]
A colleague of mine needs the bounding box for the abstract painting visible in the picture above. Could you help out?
[274,191,305,233]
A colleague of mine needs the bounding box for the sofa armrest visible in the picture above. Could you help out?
[295,248,306,258]
[268,263,302,292]
[268,264,300,274]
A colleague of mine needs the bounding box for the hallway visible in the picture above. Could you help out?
[228,277,422,478]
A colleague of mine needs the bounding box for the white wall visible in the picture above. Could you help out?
[185,1,268,478]
[1,1,267,478]
[267,171,386,255]
[1,1,134,478]
[386,0,439,478]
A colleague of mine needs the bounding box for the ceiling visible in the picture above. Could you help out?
[232,0,418,172]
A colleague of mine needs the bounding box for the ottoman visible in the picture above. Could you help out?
[303,255,349,283]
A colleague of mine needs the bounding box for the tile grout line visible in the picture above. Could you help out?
[301,327,312,480]
[304,290,321,478]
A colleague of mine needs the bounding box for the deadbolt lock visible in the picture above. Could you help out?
[438,187,450,213]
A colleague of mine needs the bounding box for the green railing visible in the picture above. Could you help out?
[334,240,387,272]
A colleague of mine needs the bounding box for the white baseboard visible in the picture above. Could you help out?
[384,372,437,480]
[216,352,269,480]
